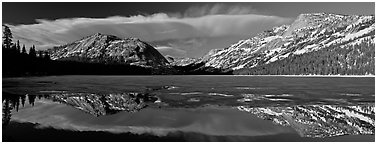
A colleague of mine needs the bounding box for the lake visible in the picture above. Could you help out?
[2,75,375,142]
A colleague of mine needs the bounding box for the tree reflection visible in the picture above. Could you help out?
[2,93,37,129]
[28,94,36,106]
[2,99,12,128]
[20,95,26,107]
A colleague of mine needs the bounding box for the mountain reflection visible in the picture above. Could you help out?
[2,91,375,140]
[238,105,375,138]
[50,92,159,116]
[2,92,159,118]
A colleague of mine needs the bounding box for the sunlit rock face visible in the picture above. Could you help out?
[49,33,169,67]
[237,105,375,138]
[50,92,159,116]
[180,13,374,71]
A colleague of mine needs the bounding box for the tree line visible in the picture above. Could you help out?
[2,25,155,76]
[234,38,375,75]
[3,25,54,77]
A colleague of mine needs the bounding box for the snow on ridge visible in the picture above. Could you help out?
[198,13,375,70]
[293,44,318,55]
[343,108,374,124]
[232,63,248,70]
[344,23,375,41]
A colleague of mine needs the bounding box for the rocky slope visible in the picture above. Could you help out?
[50,92,159,116]
[49,33,169,67]
[168,57,200,67]
[174,13,375,75]
[238,105,375,138]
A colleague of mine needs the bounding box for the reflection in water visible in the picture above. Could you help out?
[8,101,295,138]
[2,99,12,128]
[2,76,375,141]
[238,105,375,138]
[2,91,375,141]
[2,92,296,140]
[50,93,158,116]
[2,93,39,128]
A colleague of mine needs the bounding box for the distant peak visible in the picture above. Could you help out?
[91,33,121,39]
[89,32,118,38]
[299,13,334,16]
[85,33,144,42]
[125,37,141,42]
[297,13,350,19]
[91,32,113,37]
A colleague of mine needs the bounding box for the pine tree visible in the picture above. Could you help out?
[21,44,27,54]
[28,46,32,54]
[29,45,36,57]
[2,25,13,49]
[2,99,12,127]
[16,40,20,53]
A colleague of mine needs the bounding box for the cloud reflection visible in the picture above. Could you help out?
[11,99,293,137]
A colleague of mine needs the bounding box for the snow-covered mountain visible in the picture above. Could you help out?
[238,105,375,138]
[168,57,200,67]
[49,33,169,67]
[47,13,375,75]
[178,13,375,74]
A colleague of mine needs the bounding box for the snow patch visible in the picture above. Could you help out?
[343,24,375,41]
[294,44,317,55]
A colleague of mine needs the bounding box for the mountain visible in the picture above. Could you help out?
[50,92,159,116]
[238,105,375,138]
[168,57,199,67]
[44,13,375,75]
[49,33,169,67]
[176,13,375,75]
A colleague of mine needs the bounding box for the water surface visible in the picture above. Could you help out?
[2,76,375,141]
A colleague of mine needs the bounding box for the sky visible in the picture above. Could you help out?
[3,2,375,58]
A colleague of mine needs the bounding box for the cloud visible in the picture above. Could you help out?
[6,4,293,57]
[183,3,260,17]
[156,29,177,34]
[180,14,291,37]
[155,46,187,57]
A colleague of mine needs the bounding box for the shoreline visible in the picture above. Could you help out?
[233,75,375,77]
[2,74,375,78]
[170,75,375,77]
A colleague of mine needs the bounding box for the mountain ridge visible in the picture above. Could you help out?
[47,13,375,75]
[169,13,374,75]
[49,33,169,67]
